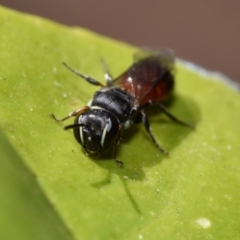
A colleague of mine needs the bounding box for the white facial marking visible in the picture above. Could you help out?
[79,126,84,145]
[107,117,112,131]
[101,119,111,147]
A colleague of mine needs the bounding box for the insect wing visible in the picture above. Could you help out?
[133,49,174,69]
[111,49,175,106]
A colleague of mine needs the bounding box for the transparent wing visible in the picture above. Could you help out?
[133,48,174,68]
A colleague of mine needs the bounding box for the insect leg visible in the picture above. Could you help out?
[112,126,124,167]
[156,103,194,129]
[50,106,90,122]
[100,58,113,85]
[141,109,169,155]
[62,62,104,87]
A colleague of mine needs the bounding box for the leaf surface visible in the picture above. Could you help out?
[0,5,239,240]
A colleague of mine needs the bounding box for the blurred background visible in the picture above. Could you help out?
[1,0,240,83]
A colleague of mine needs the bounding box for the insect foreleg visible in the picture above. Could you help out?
[112,126,124,167]
[50,106,90,122]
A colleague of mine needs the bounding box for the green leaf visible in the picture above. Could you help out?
[0,5,240,240]
[0,129,73,240]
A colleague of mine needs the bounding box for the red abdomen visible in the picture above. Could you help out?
[116,57,174,106]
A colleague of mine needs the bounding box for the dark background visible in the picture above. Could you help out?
[1,0,240,82]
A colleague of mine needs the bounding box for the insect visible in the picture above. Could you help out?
[51,50,193,166]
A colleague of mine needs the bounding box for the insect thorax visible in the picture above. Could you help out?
[89,87,135,125]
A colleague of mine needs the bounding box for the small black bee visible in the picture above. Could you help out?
[51,50,193,166]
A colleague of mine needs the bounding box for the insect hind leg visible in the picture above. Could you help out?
[140,101,194,129]
[156,103,194,129]
[141,109,169,155]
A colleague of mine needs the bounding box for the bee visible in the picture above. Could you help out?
[51,50,193,166]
